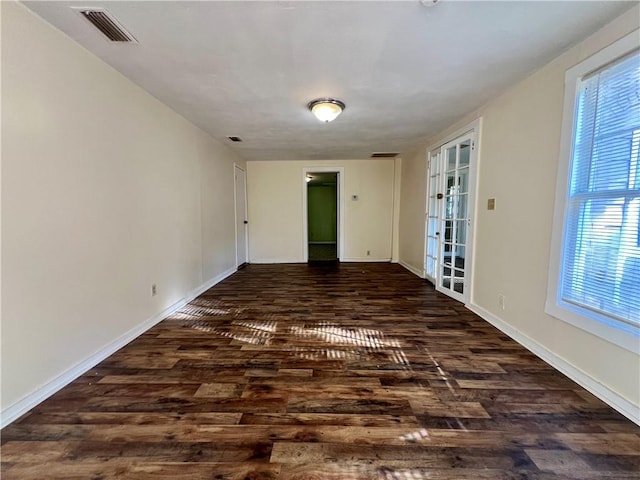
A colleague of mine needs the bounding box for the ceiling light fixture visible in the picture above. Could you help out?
[308,98,345,123]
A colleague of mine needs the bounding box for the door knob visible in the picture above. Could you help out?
[244,220,248,224]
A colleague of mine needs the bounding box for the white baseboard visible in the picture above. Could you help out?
[250,258,303,264]
[341,257,391,262]
[251,258,393,263]
[191,267,237,298]
[0,267,236,429]
[399,260,424,278]
[467,303,640,426]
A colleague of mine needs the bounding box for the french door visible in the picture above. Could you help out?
[425,150,441,284]
[425,127,478,304]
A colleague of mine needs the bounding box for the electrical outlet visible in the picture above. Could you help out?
[498,294,506,310]
[151,284,157,296]
[367,250,371,256]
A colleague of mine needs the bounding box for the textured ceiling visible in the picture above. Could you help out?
[24,1,635,161]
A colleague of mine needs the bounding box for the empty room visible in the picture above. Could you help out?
[1,1,639,479]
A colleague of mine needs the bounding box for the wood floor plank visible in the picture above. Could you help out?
[1,461,281,480]
[16,411,243,426]
[2,263,638,478]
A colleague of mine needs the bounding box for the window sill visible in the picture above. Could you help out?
[545,301,639,354]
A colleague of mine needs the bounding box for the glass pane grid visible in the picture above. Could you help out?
[426,151,443,279]
[439,139,470,296]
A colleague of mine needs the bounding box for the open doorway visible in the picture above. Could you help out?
[302,167,345,262]
[307,172,338,262]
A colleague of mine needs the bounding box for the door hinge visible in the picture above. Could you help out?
[471,141,475,151]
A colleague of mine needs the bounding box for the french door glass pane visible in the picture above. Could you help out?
[444,220,453,242]
[459,167,469,194]
[455,245,466,265]
[454,270,464,293]
[432,152,441,175]
[447,173,457,190]
[455,220,467,244]
[457,194,468,219]
[460,142,471,167]
[447,147,457,171]
[428,196,438,215]
[428,217,438,234]
[426,257,435,275]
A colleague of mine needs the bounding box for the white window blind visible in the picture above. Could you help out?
[561,50,640,328]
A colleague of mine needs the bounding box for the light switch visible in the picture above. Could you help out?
[487,198,496,210]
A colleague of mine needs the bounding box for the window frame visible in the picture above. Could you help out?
[546,30,640,354]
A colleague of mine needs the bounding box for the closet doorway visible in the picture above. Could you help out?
[302,167,345,263]
[307,173,338,261]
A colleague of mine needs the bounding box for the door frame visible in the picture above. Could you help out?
[234,164,249,267]
[302,166,345,262]
[424,118,482,305]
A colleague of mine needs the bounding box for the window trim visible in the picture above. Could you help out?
[546,29,640,354]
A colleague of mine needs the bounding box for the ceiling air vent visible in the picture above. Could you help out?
[78,9,137,43]
[371,152,399,158]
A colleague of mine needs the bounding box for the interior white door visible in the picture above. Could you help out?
[234,165,248,267]
[438,134,474,302]
[424,127,478,304]
[425,150,441,283]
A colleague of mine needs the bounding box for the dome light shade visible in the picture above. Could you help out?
[308,98,345,123]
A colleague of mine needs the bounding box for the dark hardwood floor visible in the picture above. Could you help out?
[2,263,639,479]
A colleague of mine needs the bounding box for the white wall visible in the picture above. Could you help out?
[398,147,426,275]
[1,2,245,420]
[247,159,396,263]
[398,5,640,420]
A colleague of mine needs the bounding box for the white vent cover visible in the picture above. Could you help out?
[76,8,137,43]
